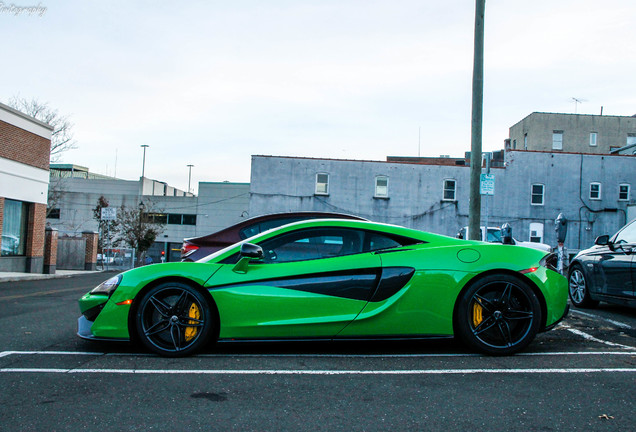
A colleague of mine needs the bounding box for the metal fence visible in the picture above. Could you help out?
[99,248,135,271]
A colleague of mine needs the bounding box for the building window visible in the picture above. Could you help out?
[529,222,544,243]
[589,182,602,200]
[628,134,636,146]
[590,132,597,147]
[531,184,544,206]
[552,131,563,150]
[1,199,29,256]
[443,179,456,201]
[164,213,198,225]
[374,176,389,198]
[512,139,516,149]
[47,208,61,219]
[523,133,528,150]
[619,184,630,201]
[315,173,329,195]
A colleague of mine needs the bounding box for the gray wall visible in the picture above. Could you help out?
[249,152,636,252]
[48,178,250,251]
[509,112,636,154]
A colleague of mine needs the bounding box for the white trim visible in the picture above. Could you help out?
[0,102,53,140]
[618,183,630,201]
[374,175,389,198]
[530,183,544,206]
[0,157,49,204]
[442,178,456,201]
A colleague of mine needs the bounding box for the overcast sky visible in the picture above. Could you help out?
[2,0,635,193]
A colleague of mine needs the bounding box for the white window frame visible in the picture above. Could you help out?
[443,179,456,201]
[552,131,563,150]
[589,182,602,200]
[627,134,636,146]
[619,184,630,201]
[374,175,389,198]
[529,222,544,243]
[531,183,544,206]
[590,132,597,147]
[315,173,329,195]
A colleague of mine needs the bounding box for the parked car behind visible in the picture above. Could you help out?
[568,218,636,309]
[181,212,366,261]
[457,226,552,253]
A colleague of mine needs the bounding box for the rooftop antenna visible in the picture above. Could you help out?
[571,97,587,114]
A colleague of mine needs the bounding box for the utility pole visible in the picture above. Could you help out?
[468,0,485,240]
[140,144,149,179]
[187,164,194,194]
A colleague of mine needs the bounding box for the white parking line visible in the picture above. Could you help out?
[561,325,636,350]
[2,350,636,359]
[1,367,635,375]
[571,310,633,329]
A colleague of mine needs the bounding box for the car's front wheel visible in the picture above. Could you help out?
[456,274,542,355]
[134,282,214,357]
[567,265,599,308]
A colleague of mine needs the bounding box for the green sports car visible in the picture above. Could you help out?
[78,219,568,357]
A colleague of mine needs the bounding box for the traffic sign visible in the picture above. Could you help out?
[101,207,117,221]
[480,174,495,195]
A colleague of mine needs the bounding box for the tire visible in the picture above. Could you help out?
[134,282,214,357]
[567,264,599,308]
[456,274,542,356]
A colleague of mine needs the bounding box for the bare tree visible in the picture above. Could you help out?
[7,96,77,161]
[114,203,164,266]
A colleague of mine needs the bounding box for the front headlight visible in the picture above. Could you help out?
[90,274,122,297]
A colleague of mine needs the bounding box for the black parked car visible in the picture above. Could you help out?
[568,218,636,308]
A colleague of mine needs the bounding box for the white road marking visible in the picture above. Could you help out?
[561,325,636,349]
[1,367,635,375]
[571,310,633,329]
[1,350,636,359]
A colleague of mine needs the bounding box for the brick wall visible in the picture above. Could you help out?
[0,120,51,170]
[82,231,98,271]
[25,203,46,257]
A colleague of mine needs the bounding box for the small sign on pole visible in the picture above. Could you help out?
[480,174,495,196]
[101,207,117,221]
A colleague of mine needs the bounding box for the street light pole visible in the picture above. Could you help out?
[140,144,149,179]
[468,0,485,240]
[187,164,194,194]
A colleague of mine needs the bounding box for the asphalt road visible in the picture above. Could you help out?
[0,273,635,431]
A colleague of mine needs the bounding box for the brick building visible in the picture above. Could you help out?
[0,102,53,273]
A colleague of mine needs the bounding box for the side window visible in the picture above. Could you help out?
[531,184,544,206]
[365,232,403,251]
[443,179,456,201]
[614,220,636,244]
[259,228,363,263]
[315,173,329,195]
[590,132,598,147]
[589,182,602,200]
[619,184,630,201]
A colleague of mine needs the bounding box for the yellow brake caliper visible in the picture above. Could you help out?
[472,301,483,327]
[184,303,200,342]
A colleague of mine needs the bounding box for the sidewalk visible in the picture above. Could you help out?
[0,269,104,283]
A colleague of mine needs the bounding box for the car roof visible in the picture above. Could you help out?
[186,211,366,244]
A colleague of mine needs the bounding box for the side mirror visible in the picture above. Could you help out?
[233,243,263,274]
[594,235,610,246]
[240,243,264,259]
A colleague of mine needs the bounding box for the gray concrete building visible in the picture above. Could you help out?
[509,112,636,154]
[249,151,636,253]
[47,166,249,263]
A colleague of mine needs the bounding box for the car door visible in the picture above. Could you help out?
[206,227,382,339]
[597,220,636,298]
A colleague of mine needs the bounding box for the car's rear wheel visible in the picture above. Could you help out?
[456,274,542,355]
[567,265,599,308]
[135,282,213,357]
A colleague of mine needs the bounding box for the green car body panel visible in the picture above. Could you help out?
[78,219,568,351]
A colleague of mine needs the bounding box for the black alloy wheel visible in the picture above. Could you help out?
[457,274,542,355]
[567,265,599,308]
[135,282,213,357]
